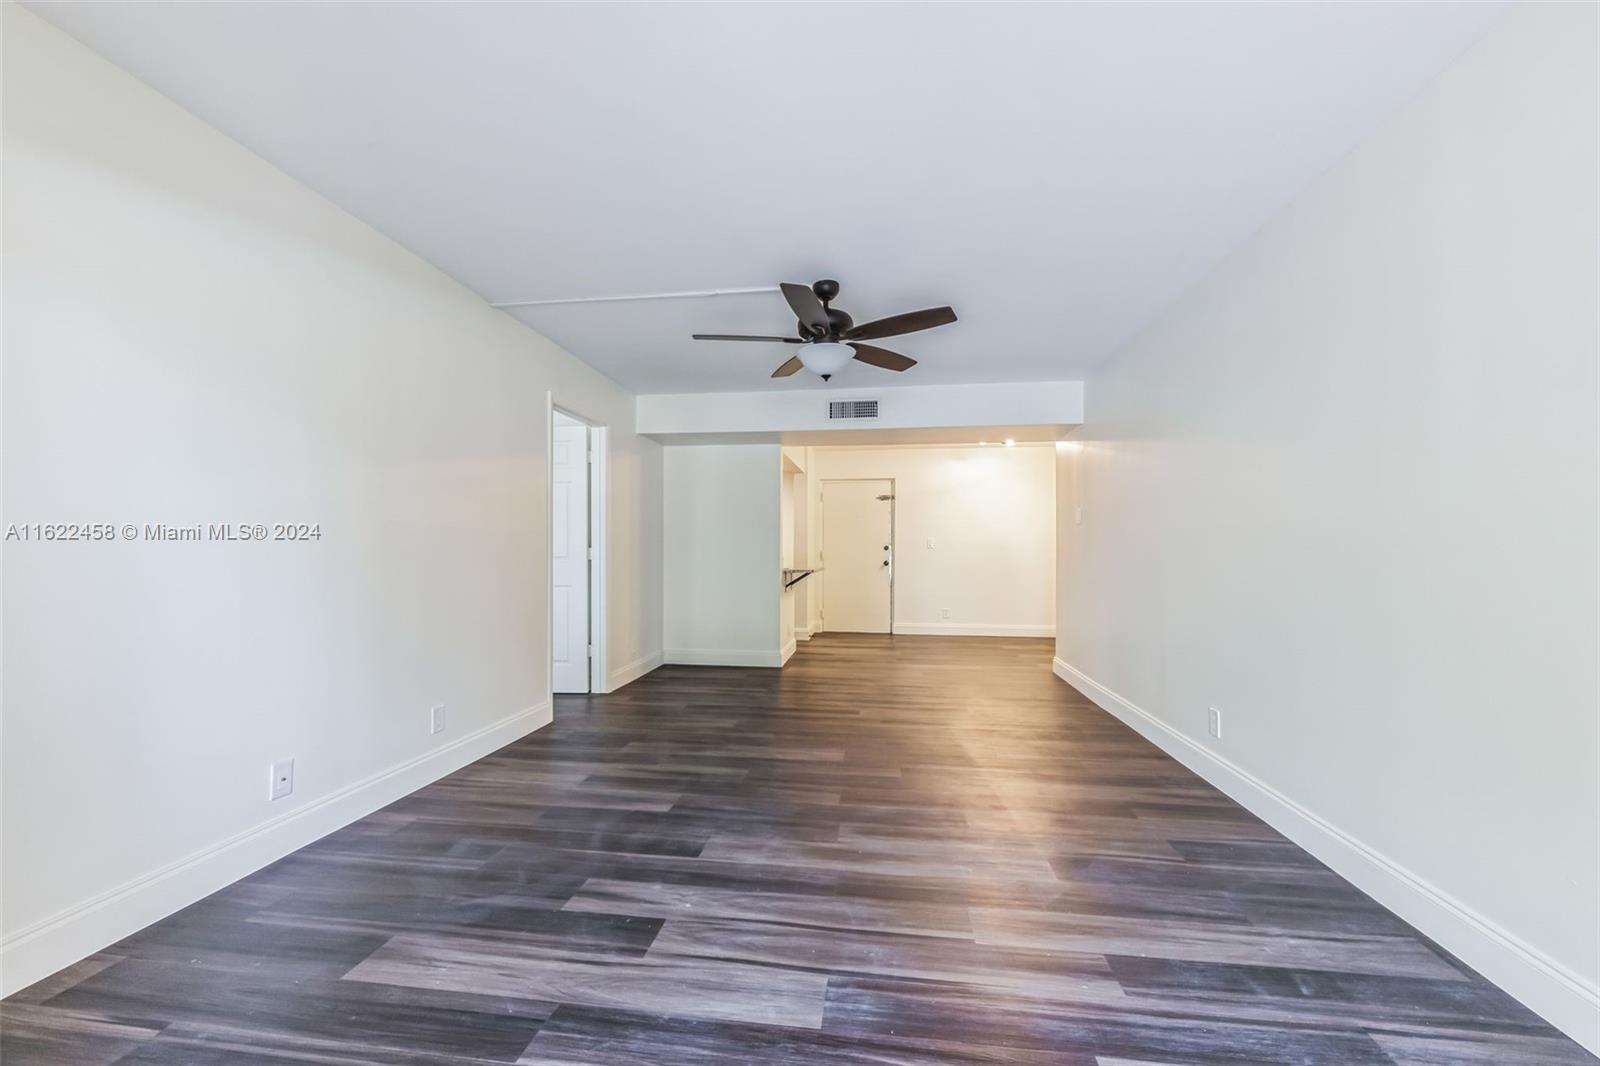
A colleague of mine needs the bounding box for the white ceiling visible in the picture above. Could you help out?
[31,1,1505,394]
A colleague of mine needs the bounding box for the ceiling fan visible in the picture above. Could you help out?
[692,279,957,380]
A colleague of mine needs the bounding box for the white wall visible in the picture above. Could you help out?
[587,419,664,695]
[809,445,1055,637]
[1055,3,1598,1049]
[662,445,783,667]
[637,380,1084,438]
[778,451,800,661]
[782,447,810,643]
[0,6,661,995]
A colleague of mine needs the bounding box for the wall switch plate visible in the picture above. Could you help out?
[1207,707,1223,739]
[1074,506,1083,525]
[269,759,294,800]
[941,607,951,619]
[430,704,446,735]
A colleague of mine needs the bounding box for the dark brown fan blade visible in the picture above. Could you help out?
[692,334,802,343]
[771,355,804,378]
[780,283,830,336]
[849,343,917,371]
[844,306,956,341]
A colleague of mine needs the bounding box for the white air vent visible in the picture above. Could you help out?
[828,399,879,420]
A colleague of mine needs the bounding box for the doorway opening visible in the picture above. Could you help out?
[819,478,895,633]
[549,404,607,696]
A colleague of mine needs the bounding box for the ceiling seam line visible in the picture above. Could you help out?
[492,286,779,309]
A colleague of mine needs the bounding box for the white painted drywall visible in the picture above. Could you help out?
[601,422,665,693]
[779,461,797,662]
[809,445,1055,637]
[1055,2,1598,1048]
[0,6,662,994]
[662,445,783,666]
[637,380,1084,438]
[782,447,811,641]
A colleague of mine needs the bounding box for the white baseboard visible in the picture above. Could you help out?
[894,622,1055,638]
[605,650,663,692]
[1051,658,1600,1054]
[663,648,784,668]
[0,701,551,999]
[780,638,797,665]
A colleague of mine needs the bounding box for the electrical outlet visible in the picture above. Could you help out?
[1207,707,1223,740]
[1074,506,1083,526]
[926,537,936,549]
[941,607,951,619]
[430,704,447,735]
[269,759,294,801]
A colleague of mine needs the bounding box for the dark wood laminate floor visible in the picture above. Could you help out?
[3,635,1592,1065]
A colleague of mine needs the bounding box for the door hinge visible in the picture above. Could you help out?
[587,644,595,658]
[587,546,595,560]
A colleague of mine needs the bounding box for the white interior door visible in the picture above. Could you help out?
[552,417,590,693]
[821,479,893,633]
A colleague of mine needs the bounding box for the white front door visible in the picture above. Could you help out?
[552,417,590,693]
[821,479,893,633]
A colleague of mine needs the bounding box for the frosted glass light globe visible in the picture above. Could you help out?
[798,341,853,376]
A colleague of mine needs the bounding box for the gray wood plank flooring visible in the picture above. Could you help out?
[2,635,1591,1064]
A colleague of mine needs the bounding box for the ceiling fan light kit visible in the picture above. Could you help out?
[691,279,957,382]
[798,342,854,377]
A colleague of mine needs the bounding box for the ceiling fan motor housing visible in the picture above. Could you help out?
[799,307,854,339]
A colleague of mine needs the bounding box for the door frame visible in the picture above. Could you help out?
[546,394,608,702]
[818,477,896,635]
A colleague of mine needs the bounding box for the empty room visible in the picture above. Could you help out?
[2,2,1596,1063]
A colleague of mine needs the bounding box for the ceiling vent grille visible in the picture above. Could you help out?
[828,399,880,420]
